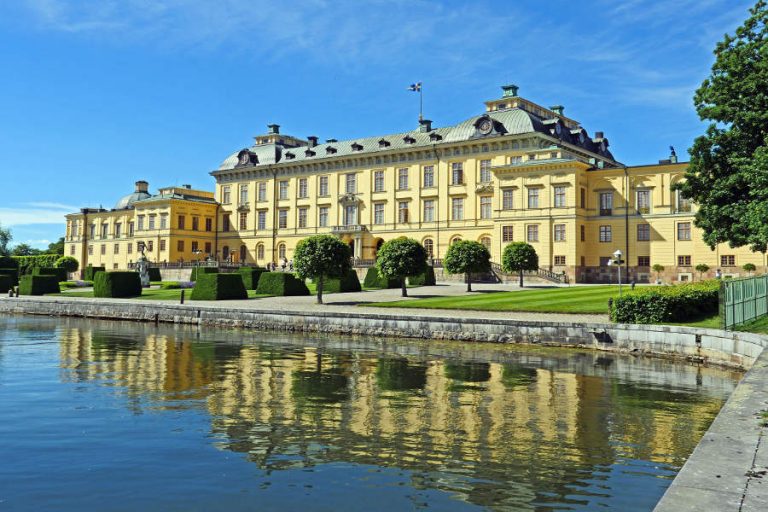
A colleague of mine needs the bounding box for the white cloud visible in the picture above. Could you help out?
[0,202,75,226]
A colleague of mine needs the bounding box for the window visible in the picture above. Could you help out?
[502,226,514,242]
[298,207,308,228]
[580,188,586,208]
[137,216,144,231]
[599,192,613,216]
[553,186,566,208]
[502,189,514,210]
[638,256,651,267]
[148,216,155,230]
[480,236,491,250]
[373,203,385,225]
[423,166,434,187]
[527,188,540,209]
[637,190,651,214]
[258,182,267,202]
[278,209,288,229]
[451,163,464,185]
[101,223,108,238]
[69,245,75,255]
[528,153,536,161]
[177,240,185,252]
[677,191,692,212]
[100,244,106,255]
[114,243,119,254]
[252,210,263,230]
[278,243,286,260]
[114,223,121,238]
[580,225,585,242]
[239,212,247,230]
[318,207,328,228]
[345,173,356,193]
[160,214,168,229]
[423,239,434,258]
[480,196,492,219]
[257,244,264,260]
[298,178,308,198]
[240,184,248,204]
[599,225,612,242]
[222,214,230,232]
[222,186,231,204]
[127,243,132,254]
[344,205,357,226]
[479,159,491,183]
[204,242,211,254]
[222,246,229,260]
[159,239,166,252]
[205,218,212,231]
[374,170,385,192]
[678,255,692,266]
[721,255,736,267]
[637,224,650,241]
[90,224,96,238]
[319,176,329,197]
[398,201,409,223]
[423,200,435,222]
[527,225,539,242]
[451,237,462,245]
[192,217,199,231]
[88,245,93,256]
[554,224,566,242]
[510,155,522,164]
[451,197,464,220]
[279,181,289,200]
[178,215,185,230]
[554,255,566,266]
[395,168,408,190]
[191,241,198,252]
[677,222,691,241]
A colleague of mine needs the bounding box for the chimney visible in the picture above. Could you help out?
[267,124,280,134]
[135,180,149,193]
[550,105,564,116]
[307,136,318,147]
[594,131,604,139]
[418,119,433,133]
[182,184,191,189]
[669,145,678,163]
[501,84,519,98]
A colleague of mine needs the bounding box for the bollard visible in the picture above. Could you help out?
[15,287,19,297]
[8,288,13,298]
[607,297,613,310]
[180,289,185,304]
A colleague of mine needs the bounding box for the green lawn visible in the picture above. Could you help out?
[367,285,622,314]
[55,288,266,300]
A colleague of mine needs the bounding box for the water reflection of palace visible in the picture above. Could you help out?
[58,323,733,509]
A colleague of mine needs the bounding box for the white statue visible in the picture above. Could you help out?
[136,244,150,288]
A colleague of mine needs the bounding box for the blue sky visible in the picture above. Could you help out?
[0,0,753,248]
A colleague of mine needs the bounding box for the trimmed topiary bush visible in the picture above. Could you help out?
[93,271,142,298]
[147,267,162,282]
[255,272,310,296]
[0,268,19,286]
[610,280,720,324]
[83,266,106,281]
[190,272,248,300]
[321,269,362,293]
[0,275,12,293]
[0,256,18,269]
[18,274,60,295]
[33,267,68,282]
[190,266,218,282]
[55,256,79,273]
[238,267,267,290]
[363,267,399,289]
[408,265,436,286]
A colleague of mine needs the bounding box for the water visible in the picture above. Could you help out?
[0,316,741,511]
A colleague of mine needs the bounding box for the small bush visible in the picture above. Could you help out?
[33,267,68,282]
[610,280,720,324]
[190,273,248,300]
[147,267,162,282]
[255,272,310,296]
[363,267,400,289]
[0,275,12,293]
[190,266,218,282]
[83,266,106,281]
[0,268,19,286]
[55,256,79,272]
[321,269,362,293]
[408,266,436,286]
[93,271,142,298]
[238,267,267,290]
[18,275,60,295]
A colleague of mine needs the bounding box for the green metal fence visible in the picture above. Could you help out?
[721,275,768,329]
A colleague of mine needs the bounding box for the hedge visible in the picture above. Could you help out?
[0,256,18,269]
[13,255,59,275]
[33,266,68,282]
[320,269,362,293]
[18,275,60,295]
[238,267,267,290]
[255,272,310,296]
[147,267,162,282]
[363,267,400,289]
[408,265,436,286]
[190,272,248,300]
[83,266,106,281]
[0,275,12,293]
[93,271,142,298]
[0,268,19,286]
[610,280,720,324]
[190,266,218,282]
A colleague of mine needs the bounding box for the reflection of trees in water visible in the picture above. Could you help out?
[292,353,350,404]
[376,357,427,392]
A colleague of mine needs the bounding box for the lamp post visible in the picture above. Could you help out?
[613,249,625,297]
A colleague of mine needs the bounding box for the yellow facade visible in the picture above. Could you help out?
[64,182,218,272]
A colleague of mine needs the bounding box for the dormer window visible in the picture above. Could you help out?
[403,135,416,144]
[378,139,390,148]
[429,132,442,141]
[326,146,337,154]
[285,152,295,160]
[305,149,316,157]
[351,143,363,151]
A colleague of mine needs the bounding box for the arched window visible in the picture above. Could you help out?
[423,238,434,258]
[451,237,462,245]
[239,245,247,263]
[222,246,230,261]
[278,243,287,260]
[480,236,491,251]
[256,243,265,260]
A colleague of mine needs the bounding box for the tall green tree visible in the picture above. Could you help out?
[501,242,538,287]
[293,234,351,304]
[0,223,11,257]
[47,237,65,255]
[675,1,768,251]
[443,240,491,292]
[375,237,427,297]
[11,243,41,256]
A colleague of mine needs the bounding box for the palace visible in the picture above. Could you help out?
[64,85,766,283]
